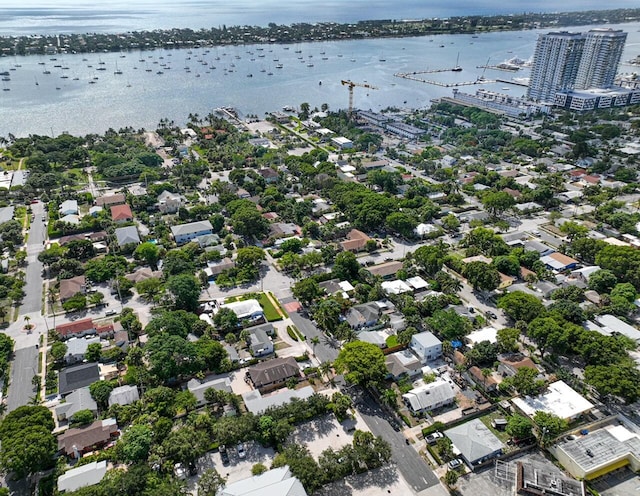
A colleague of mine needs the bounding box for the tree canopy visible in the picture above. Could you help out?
[334,341,387,387]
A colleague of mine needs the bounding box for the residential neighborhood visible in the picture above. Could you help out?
[0,80,640,496]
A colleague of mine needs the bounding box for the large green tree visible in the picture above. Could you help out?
[425,309,471,341]
[334,341,387,387]
[498,291,545,323]
[463,261,500,291]
[0,406,56,479]
[166,273,201,312]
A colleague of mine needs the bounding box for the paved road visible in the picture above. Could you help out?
[352,387,441,494]
[21,202,46,313]
[282,296,340,364]
[5,201,46,412]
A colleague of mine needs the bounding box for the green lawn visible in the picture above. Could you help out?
[225,292,283,322]
[386,335,399,347]
[478,411,511,443]
[257,293,282,322]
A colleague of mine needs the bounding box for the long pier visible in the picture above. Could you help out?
[395,72,495,87]
[495,78,529,87]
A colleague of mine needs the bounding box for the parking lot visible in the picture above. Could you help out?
[316,465,415,496]
[289,412,371,458]
[190,441,276,490]
[592,468,640,496]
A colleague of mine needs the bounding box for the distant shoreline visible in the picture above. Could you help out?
[1,8,639,57]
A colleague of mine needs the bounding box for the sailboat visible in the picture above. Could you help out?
[114,61,123,75]
[452,52,462,72]
[34,76,39,86]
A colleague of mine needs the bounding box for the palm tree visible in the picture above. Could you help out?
[47,287,58,320]
[23,315,32,330]
[310,336,320,354]
[319,361,333,383]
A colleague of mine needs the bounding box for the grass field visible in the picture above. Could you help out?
[225,292,283,322]
[257,293,282,321]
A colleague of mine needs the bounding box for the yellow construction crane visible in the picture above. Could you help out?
[341,79,378,115]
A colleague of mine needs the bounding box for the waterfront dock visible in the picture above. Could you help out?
[395,72,494,87]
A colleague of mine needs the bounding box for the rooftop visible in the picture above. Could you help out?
[555,425,640,475]
[445,418,504,465]
[242,386,315,414]
[512,380,594,421]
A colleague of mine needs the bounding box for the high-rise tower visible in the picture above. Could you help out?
[527,32,585,103]
[575,29,627,90]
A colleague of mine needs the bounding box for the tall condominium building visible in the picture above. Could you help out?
[527,29,627,103]
[527,32,585,103]
[575,29,627,90]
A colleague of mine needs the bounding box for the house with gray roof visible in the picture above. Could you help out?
[248,357,300,390]
[0,206,14,224]
[402,380,455,414]
[114,225,141,247]
[219,465,307,496]
[58,363,100,396]
[524,240,555,257]
[248,326,274,357]
[64,336,101,365]
[108,385,140,407]
[58,460,107,493]
[445,418,504,467]
[242,386,315,415]
[171,220,213,245]
[385,350,422,380]
[54,387,97,422]
[410,331,442,363]
[345,302,381,329]
[187,376,232,406]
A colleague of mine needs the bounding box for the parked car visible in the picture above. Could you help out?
[105,310,117,317]
[426,432,443,445]
[448,459,463,469]
[486,311,497,319]
[219,445,229,464]
[237,442,246,459]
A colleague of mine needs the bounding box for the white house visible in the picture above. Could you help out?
[402,380,455,414]
[156,190,185,214]
[219,299,264,324]
[410,331,442,363]
[59,199,79,216]
[331,136,353,149]
[58,461,107,493]
[64,336,101,364]
[512,380,593,422]
[171,220,214,245]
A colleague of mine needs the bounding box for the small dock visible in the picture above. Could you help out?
[476,64,520,72]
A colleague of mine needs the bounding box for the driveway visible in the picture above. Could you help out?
[351,387,443,494]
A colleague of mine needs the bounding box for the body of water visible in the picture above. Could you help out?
[2,1,639,35]
[1,22,639,137]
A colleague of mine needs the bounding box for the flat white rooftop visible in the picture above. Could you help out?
[513,380,593,421]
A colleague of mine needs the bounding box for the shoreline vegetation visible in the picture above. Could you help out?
[1,8,640,57]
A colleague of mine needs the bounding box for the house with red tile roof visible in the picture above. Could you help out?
[340,229,371,253]
[110,204,133,223]
[56,318,96,339]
